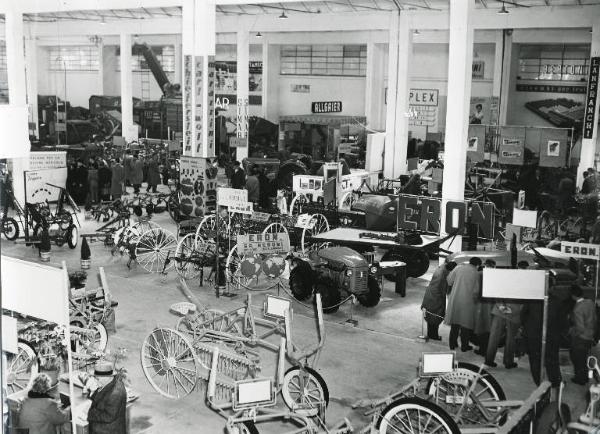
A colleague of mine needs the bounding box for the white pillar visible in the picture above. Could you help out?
[578,22,600,187]
[261,39,270,121]
[236,28,250,160]
[97,41,104,96]
[264,41,280,125]
[491,30,503,125]
[440,0,474,252]
[25,36,39,139]
[498,30,512,126]
[120,33,135,142]
[5,10,30,207]
[384,12,399,178]
[391,14,411,177]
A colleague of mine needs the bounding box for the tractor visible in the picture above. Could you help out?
[288,246,382,313]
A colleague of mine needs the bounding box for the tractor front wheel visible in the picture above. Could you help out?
[356,276,381,307]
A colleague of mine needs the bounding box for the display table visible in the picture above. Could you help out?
[312,227,441,249]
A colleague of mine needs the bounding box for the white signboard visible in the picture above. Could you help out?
[237,232,290,255]
[292,175,324,199]
[512,208,537,229]
[561,241,600,260]
[482,268,546,300]
[2,315,18,354]
[1,256,69,325]
[25,168,68,203]
[228,201,254,215]
[29,152,67,171]
[217,187,248,207]
[295,213,316,229]
[0,105,30,159]
[409,88,439,107]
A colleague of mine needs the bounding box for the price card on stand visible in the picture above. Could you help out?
[229,202,254,215]
[217,187,248,207]
[295,213,316,229]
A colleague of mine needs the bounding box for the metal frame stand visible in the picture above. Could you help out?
[345,295,358,327]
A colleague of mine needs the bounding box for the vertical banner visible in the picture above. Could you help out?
[207,56,216,158]
[237,97,249,140]
[194,56,204,156]
[584,57,600,139]
[183,55,193,154]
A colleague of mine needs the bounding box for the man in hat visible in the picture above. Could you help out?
[230,160,246,189]
[85,361,127,434]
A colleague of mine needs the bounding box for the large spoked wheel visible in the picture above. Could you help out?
[66,224,79,249]
[534,402,571,434]
[131,219,160,238]
[176,309,243,340]
[377,397,460,434]
[226,244,265,290]
[281,366,329,417]
[174,234,202,280]
[141,328,199,399]
[135,228,177,273]
[71,323,108,359]
[426,362,506,423]
[6,341,39,395]
[301,214,330,258]
[262,222,289,241]
[69,286,109,327]
[289,193,309,216]
[195,214,217,245]
[1,217,19,240]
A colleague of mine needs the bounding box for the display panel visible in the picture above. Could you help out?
[264,295,291,319]
[482,269,546,300]
[235,378,274,408]
[422,353,454,376]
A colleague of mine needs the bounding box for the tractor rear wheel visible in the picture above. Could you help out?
[288,259,314,301]
[381,249,430,279]
[356,276,381,307]
[314,279,341,314]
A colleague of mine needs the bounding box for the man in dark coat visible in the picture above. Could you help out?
[569,284,597,385]
[146,154,161,193]
[421,261,456,340]
[230,160,246,189]
[72,159,88,205]
[131,154,144,194]
[87,363,127,434]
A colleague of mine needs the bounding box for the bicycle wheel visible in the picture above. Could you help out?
[1,216,19,240]
[281,366,329,416]
[135,228,177,273]
[6,341,39,395]
[377,397,460,434]
[141,328,199,399]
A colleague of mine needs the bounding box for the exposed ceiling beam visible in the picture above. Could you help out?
[329,0,383,11]
[391,0,403,10]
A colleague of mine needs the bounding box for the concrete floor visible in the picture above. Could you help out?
[1,185,594,433]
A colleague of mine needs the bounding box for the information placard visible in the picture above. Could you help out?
[482,268,546,300]
[295,213,316,229]
[228,202,254,215]
[218,187,248,207]
[29,152,67,171]
[513,208,537,229]
[25,168,68,203]
[561,241,600,260]
[237,233,290,255]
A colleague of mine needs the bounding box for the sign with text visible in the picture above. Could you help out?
[583,57,600,139]
[516,84,587,94]
[230,137,247,148]
[228,201,254,215]
[482,269,546,300]
[250,212,271,222]
[237,233,290,255]
[217,187,248,207]
[29,152,67,171]
[311,101,342,114]
[295,213,317,230]
[409,88,439,107]
[25,168,68,203]
[561,241,600,260]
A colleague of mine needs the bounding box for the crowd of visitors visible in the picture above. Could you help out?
[67,151,166,207]
[422,256,598,389]
[227,160,272,210]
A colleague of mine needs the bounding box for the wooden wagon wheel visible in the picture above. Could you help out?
[69,286,109,327]
[301,214,330,257]
[141,328,199,399]
[289,193,309,216]
[194,214,218,245]
[135,228,177,273]
[6,341,39,395]
[262,222,289,240]
[70,323,108,360]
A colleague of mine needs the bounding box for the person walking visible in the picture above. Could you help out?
[146,154,161,193]
[246,167,260,205]
[230,160,246,189]
[421,261,456,340]
[98,160,112,202]
[445,257,482,352]
[569,284,597,385]
[131,153,144,194]
[110,158,124,200]
[87,162,99,206]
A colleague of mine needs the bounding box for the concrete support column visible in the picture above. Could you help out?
[365,42,386,131]
[383,12,399,178]
[120,33,136,142]
[578,22,600,187]
[264,41,280,125]
[498,30,512,126]
[97,41,104,96]
[25,36,39,139]
[440,0,474,252]
[491,30,503,125]
[236,28,250,160]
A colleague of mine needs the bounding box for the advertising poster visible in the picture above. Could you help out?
[469,97,492,125]
[25,168,68,203]
[179,156,218,217]
[183,55,193,154]
[207,56,216,157]
[498,127,526,165]
[194,56,204,156]
[539,128,569,168]
[467,124,485,163]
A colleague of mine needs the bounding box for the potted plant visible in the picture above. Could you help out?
[39,227,51,262]
[81,237,91,269]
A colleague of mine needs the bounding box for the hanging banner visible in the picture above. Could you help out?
[467,124,485,163]
[183,55,193,154]
[194,55,204,155]
[539,128,569,168]
[561,241,600,260]
[583,57,600,139]
[498,126,526,165]
[29,152,67,171]
[207,56,216,157]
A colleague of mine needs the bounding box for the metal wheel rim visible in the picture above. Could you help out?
[2,218,18,240]
[7,342,39,395]
[135,228,177,273]
[141,328,199,399]
[195,215,216,245]
[379,403,455,434]
[289,193,308,216]
[72,323,108,360]
[301,214,330,256]
[262,222,289,239]
[174,234,202,280]
[281,368,326,416]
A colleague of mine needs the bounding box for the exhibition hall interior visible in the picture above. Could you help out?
[2,0,600,433]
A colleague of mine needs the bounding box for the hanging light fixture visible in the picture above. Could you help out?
[497,2,509,14]
[279,10,288,19]
[413,29,420,35]
[255,31,263,38]
[100,16,106,25]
